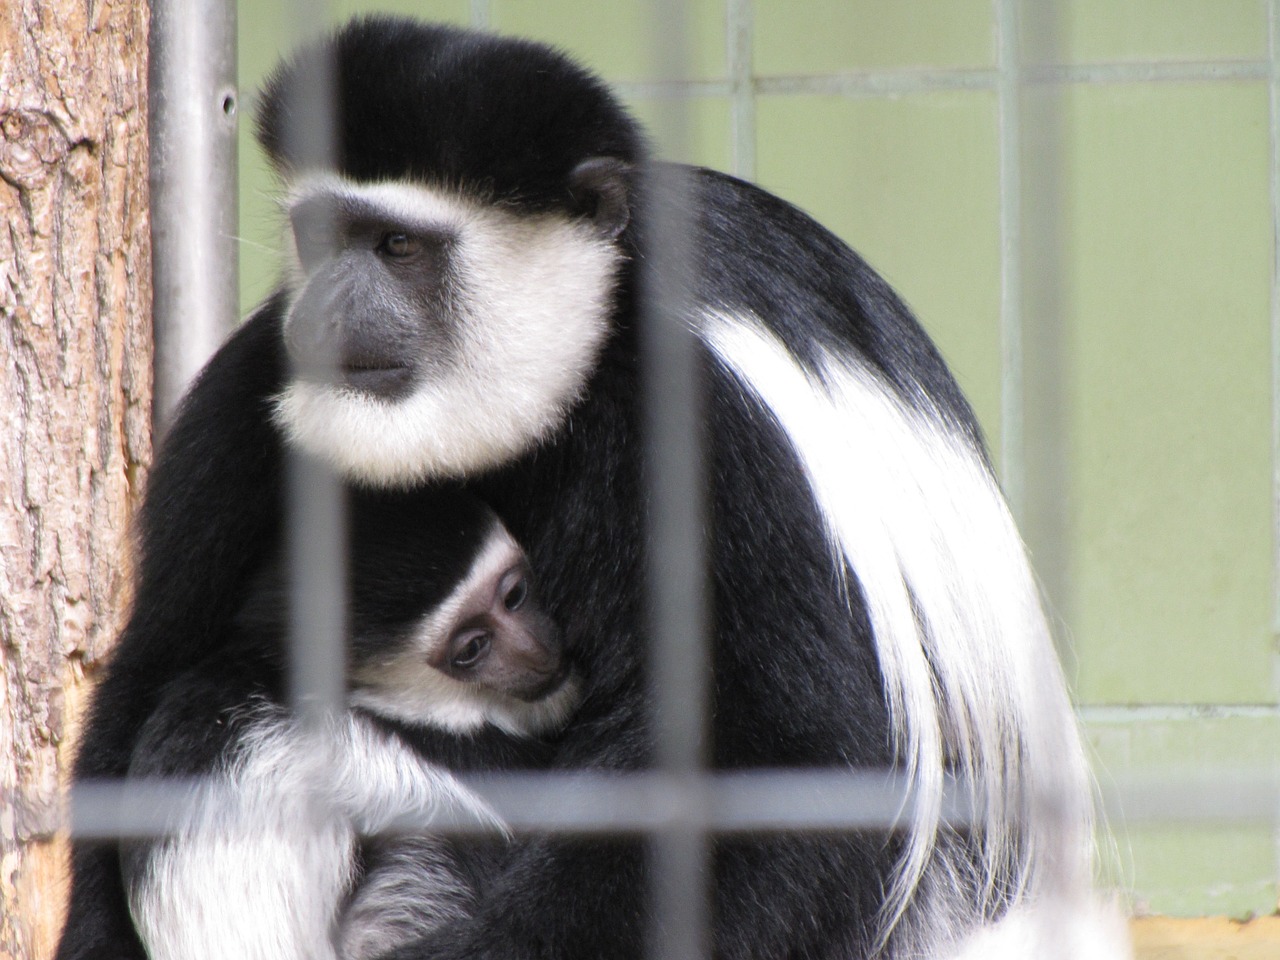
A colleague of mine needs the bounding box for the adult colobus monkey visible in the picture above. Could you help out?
[123,489,578,960]
[58,15,1126,960]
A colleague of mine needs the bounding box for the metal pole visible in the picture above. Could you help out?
[149,0,239,436]
[278,4,347,728]
[642,2,710,957]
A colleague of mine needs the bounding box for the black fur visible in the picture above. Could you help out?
[255,18,645,214]
[120,486,562,957]
[58,17,990,960]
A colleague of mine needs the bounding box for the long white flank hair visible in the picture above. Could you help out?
[703,312,1119,959]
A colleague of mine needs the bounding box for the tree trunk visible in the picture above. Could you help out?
[0,0,151,956]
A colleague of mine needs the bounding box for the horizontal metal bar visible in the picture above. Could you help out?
[618,59,1270,105]
[462,769,963,834]
[1025,60,1269,85]
[1098,774,1280,824]
[614,80,736,99]
[1080,704,1280,723]
[63,769,964,839]
[62,767,1280,842]
[756,69,1000,97]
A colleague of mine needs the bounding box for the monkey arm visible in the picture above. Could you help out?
[122,671,498,960]
[57,297,289,960]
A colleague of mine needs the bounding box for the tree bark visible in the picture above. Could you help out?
[0,1,151,957]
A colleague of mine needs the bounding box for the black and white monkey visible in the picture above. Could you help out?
[58,15,1127,960]
[123,488,578,960]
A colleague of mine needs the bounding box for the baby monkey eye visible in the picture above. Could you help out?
[451,630,491,670]
[503,575,529,612]
[378,232,421,258]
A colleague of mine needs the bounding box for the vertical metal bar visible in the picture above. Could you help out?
[995,0,1025,505]
[149,0,239,436]
[643,2,710,959]
[279,5,347,728]
[286,453,347,724]
[643,98,705,781]
[1266,0,1280,900]
[1015,0,1074,640]
[727,0,755,181]
[1013,3,1086,938]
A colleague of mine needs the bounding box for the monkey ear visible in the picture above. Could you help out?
[569,157,632,239]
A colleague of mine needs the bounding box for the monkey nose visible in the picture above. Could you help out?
[514,661,571,703]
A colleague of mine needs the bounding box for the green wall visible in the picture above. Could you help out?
[236,0,1280,918]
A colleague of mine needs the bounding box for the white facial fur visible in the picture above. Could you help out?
[274,175,624,487]
[350,523,580,737]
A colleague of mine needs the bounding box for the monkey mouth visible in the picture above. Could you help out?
[517,666,573,704]
[497,669,581,737]
[339,363,415,398]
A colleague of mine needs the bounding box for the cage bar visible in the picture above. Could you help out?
[149,0,239,434]
[641,2,711,956]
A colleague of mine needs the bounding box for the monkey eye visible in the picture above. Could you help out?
[378,232,422,259]
[450,630,491,671]
[503,575,529,612]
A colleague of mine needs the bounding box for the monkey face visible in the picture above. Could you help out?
[345,497,579,738]
[431,554,568,704]
[273,173,629,487]
[283,190,461,402]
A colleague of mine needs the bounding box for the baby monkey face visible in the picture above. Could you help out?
[345,490,578,737]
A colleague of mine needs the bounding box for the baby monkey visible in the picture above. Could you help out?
[123,488,578,960]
